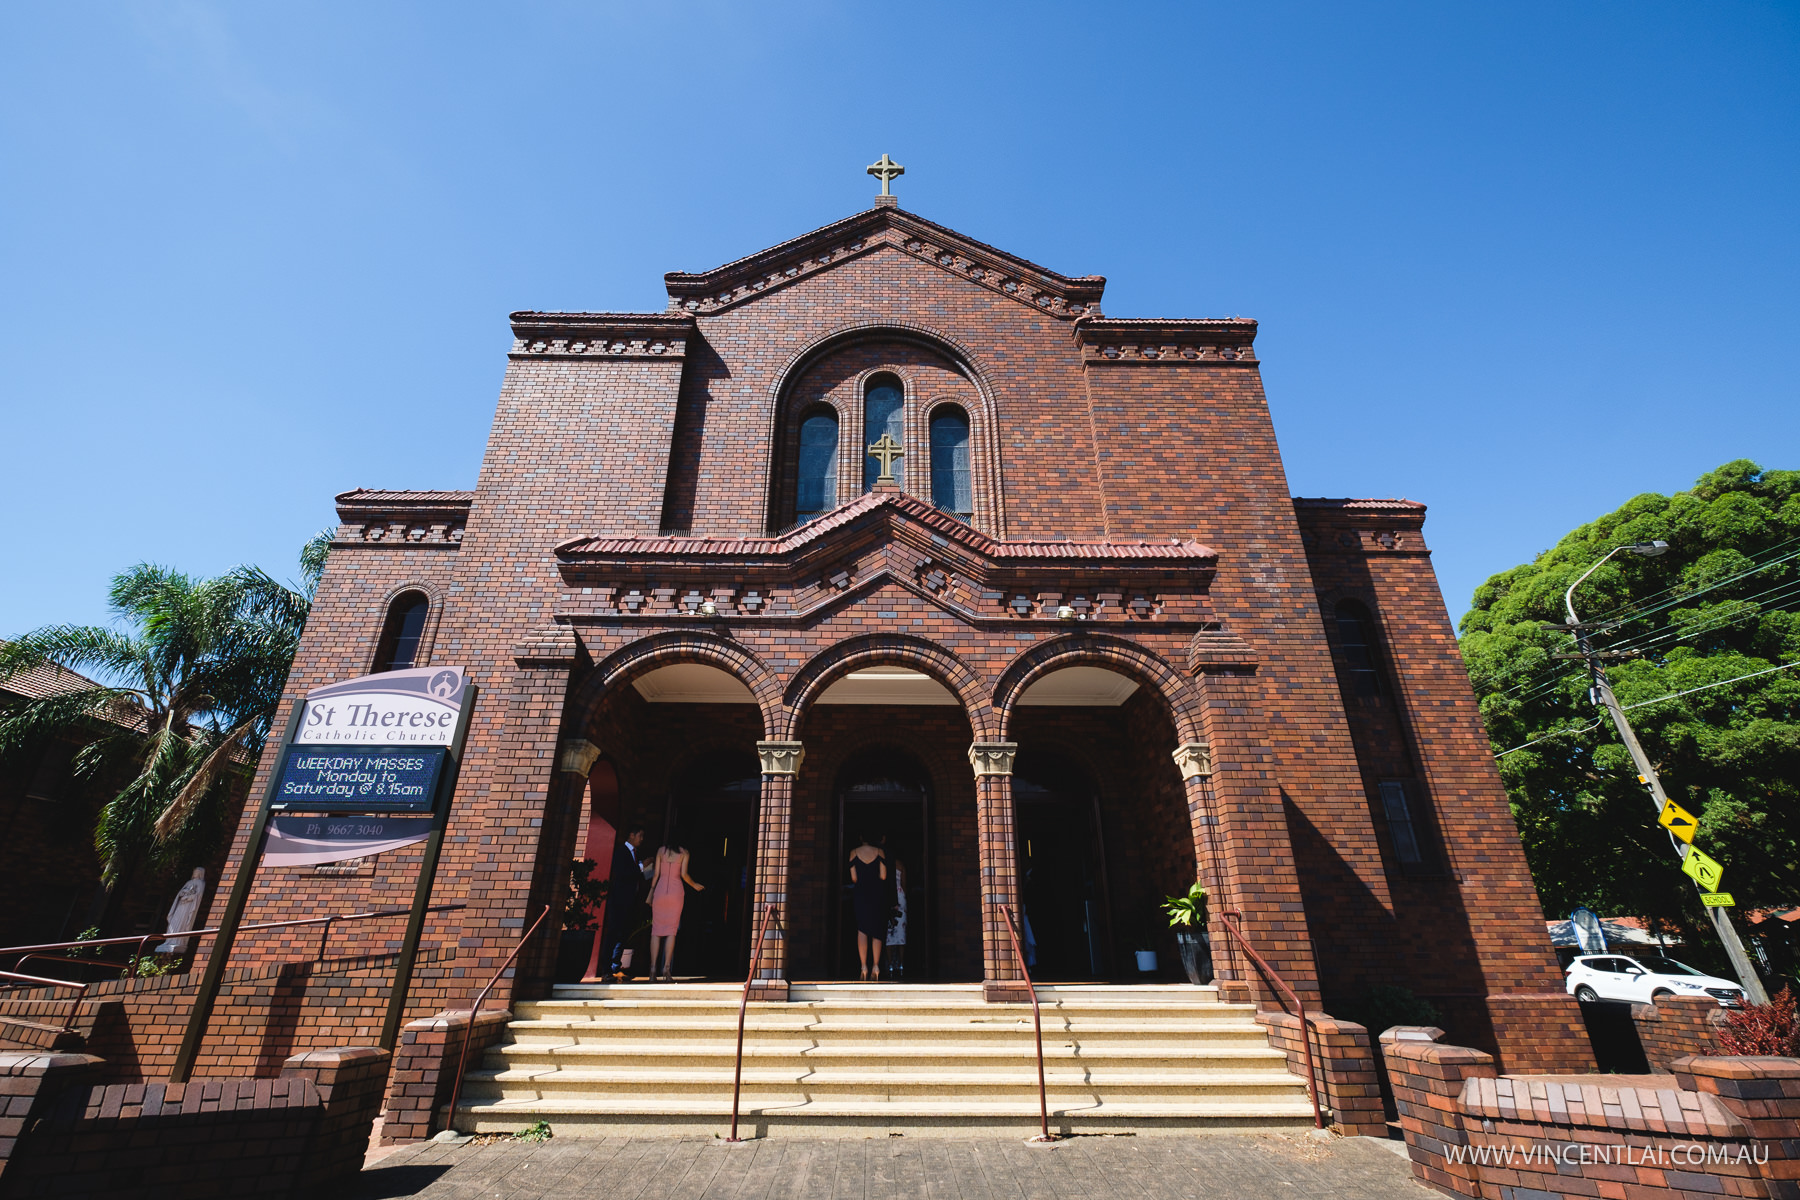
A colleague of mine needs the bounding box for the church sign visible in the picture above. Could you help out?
[273,666,468,814]
[296,665,466,745]
[170,664,479,1082]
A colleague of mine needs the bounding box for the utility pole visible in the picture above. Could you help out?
[1561,544,1770,1005]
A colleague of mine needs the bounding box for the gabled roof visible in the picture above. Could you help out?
[558,489,1215,565]
[0,645,151,734]
[661,206,1107,322]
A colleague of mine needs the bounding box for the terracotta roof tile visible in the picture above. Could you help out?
[559,491,1216,563]
[1292,497,1427,511]
[334,489,475,503]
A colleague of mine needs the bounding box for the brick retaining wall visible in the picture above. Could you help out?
[1379,1024,1799,1198]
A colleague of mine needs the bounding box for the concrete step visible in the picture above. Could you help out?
[453,981,1311,1137]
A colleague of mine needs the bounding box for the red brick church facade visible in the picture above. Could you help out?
[213,196,1585,1071]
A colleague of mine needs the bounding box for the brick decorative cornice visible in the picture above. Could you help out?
[1293,497,1430,556]
[662,207,1106,321]
[507,312,693,360]
[1076,317,1259,365]
[333,489,472,547]
[554,491,1218,626]
[1187,626,1260,673]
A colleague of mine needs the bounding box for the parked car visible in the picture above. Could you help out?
[1564,953,1744,1006]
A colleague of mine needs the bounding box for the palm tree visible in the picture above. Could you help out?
[0,533,331,917]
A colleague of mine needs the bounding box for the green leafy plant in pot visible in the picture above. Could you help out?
[1162,882,1212,985]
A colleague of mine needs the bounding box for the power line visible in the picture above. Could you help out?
[1492,659,1800,758]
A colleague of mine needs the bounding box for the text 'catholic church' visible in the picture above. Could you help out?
[214,167,1590,1113]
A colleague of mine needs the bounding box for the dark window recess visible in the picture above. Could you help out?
[376,593,430,671]
[1335,601,1382,696]
[25,740,78,801]
[862,376,904,492]
[929,407,973,520]
[1379,780,1423,864]
[796,408,839,523]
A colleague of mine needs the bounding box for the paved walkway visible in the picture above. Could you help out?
[349,1135,1431,1200]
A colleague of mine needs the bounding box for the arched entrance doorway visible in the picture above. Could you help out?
[1013,752,1112,980]
[832,749,931,981]
[665,751,760,981]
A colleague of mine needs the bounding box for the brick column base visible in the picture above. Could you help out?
[281,1045,392,1186]
[383,1010,512,1143]
[1256,1012,1386,1137]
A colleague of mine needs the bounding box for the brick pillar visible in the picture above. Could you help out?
[1378,1026,1492,1199]
[1188,629,1319,1008]
[514,751,596,1002]
[970,741,1025,1002]
[1172,743,1236,988]
[750,741,802,1001]
[382,1009,512,1143]
[281,1046,392,1188]
[0,1051,102,1178]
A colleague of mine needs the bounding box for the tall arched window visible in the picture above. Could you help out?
[1334,600,1382,697]
[375,592,430,672]
[929,406,972,521]
[862,375,904,492]
[795,407,839,523]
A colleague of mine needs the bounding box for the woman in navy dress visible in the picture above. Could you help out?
[847,836,888,981]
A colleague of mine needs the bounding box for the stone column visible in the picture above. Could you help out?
[1187,628,1321,1009]
[1172,740,1237,988]
[751,740,804,1001]
[969,741,1025,1002]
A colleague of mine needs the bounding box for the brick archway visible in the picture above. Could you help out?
[567,630,783,740]
[991,632,1202,743]
[779,633,997,740]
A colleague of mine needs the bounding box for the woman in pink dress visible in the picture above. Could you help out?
[647,842,703,982]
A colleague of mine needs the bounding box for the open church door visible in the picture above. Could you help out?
[667,753,759,981]
[1014,754,1112,981]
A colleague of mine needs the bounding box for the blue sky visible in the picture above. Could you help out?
[2,2,1795,638]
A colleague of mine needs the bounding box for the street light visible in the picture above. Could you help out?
[1564,540,1768,1004]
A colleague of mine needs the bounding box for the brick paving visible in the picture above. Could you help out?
[349,1134,1432,1200]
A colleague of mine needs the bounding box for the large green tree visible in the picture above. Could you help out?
[0,534,330,908]
[1459,461,1799,949]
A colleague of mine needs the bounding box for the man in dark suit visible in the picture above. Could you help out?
[601,826,647,980]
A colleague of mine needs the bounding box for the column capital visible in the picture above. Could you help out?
[968,741,1019,777]
[558,739,602,777]
[756,740,805,775]
[1172,741,1213,779]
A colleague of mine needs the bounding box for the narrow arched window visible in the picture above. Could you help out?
[862,375,904,492]
[929,406,972,521]
[1334,600,1382,697]
[375,592,430,672]
[795,408,839,524]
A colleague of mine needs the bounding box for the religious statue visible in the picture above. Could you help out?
[156,868,206,955]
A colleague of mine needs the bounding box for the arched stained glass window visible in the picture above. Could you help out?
[929,407,972,521]
[862,376,904,492]
[795,408,839,524]
[376,592,430,672]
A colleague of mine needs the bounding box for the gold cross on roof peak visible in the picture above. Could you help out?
[866,433,904,484]
[866,153,905,196]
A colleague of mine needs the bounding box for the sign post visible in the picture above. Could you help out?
[379,682,476,1048]
[169,666,474,1082]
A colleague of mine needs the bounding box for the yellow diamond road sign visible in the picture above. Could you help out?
[1701,893,1735,907]
[1681,848,1724,892]
[1658,799,1699,843]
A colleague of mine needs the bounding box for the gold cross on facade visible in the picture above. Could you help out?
[866,153,905,196]
[866,433,904,484]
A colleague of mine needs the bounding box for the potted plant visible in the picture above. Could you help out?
[1162,882,1211,985]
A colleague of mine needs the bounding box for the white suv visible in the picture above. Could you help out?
[1565,953,1744,1007]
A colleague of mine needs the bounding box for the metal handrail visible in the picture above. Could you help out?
[726,903,779,1143]
[1217,910,1324,1129]
[0,903,468,988]
[999,904,1055,1143]
[0,970,90,993]
[442,904,553,1137]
